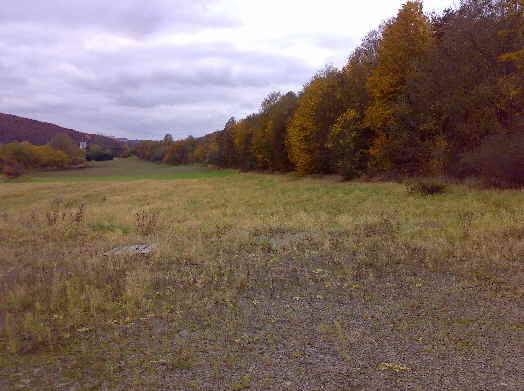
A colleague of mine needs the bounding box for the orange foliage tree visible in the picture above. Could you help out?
[365,1,433,174]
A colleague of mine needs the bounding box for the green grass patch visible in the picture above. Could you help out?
[1,157,237,183]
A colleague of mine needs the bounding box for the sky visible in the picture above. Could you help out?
[1,0,456,140]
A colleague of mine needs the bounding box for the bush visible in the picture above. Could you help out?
[337,160,360,181]
[458,132,524,188]
[86,144,114,161]
[86,150,114,161]
[406,180,447,196]
[0,142,80,173]
[2,162,25,179]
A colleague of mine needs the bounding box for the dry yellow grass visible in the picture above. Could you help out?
[1,173,523,389]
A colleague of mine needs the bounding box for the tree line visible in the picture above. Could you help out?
[0,134,131,178]
[0,134,86,178]
[135,0,524,186]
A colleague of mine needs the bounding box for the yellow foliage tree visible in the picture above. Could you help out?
[0,142,75,178]
[365,1,433,173]
[287,67,346,175]
[498,0,524,130]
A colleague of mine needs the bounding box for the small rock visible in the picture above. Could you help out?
[105,244,154,257]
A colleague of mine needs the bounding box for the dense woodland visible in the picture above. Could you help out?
[135,0,524,186]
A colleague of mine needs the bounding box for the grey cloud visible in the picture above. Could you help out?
[71,48,313,93]
[0,1,329,140]
[0,0,237,36]
[0,61,27,88]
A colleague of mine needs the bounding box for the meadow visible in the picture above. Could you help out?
[2,157,236,183]
[0,164,522,390]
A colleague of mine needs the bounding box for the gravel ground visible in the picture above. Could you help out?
[2,257,522,390]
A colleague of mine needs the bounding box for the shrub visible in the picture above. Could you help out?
[86,144,114,161]
[0,141,80,172]
[135,209,159,236]
[406,180,447,196]
[86,150,114,161]
[2,162,25,179]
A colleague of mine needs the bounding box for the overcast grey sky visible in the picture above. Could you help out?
[1,0,455,140]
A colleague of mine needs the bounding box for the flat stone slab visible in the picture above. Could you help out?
[105,244,154,257]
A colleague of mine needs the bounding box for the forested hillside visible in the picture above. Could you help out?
[136,0,524,187]
[0,112,123,151]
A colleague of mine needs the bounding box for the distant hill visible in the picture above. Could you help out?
[0,112,124,150]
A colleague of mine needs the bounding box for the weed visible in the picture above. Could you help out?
[73,203,86,224]
[457,211,475,237]
[358,216,399,237]
[135,209,159,236]
[378,363,410,373]
[230,375,252,390]
[171,358,194,370]
[333,321,352,362]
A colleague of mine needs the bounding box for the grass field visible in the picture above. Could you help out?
[0,164,523,390]
[2,157,237,183]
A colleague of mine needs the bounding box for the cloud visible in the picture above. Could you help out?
[0,0,237,36]
[0,0,455,140]
[0,21,315,138]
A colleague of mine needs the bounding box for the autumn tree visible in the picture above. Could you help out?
[327,30,381,178]
[365,1,433,174]
[327,109,374,179]
[267,92,298,171]
[49,133,85,164]
[247,91,298,171]
[251,93,278,169]
[405,0,524,175]
[163,141,187,165]
[0,142,76,177]
[162,136,197,165]
[120,144,131,158]
[233,115,259,171]
[287,66,348,175]
[87,144,113,161]
[498,0,524,132]
[217,117,237,168]
[134,141,164,161]
[130,0,523,186]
